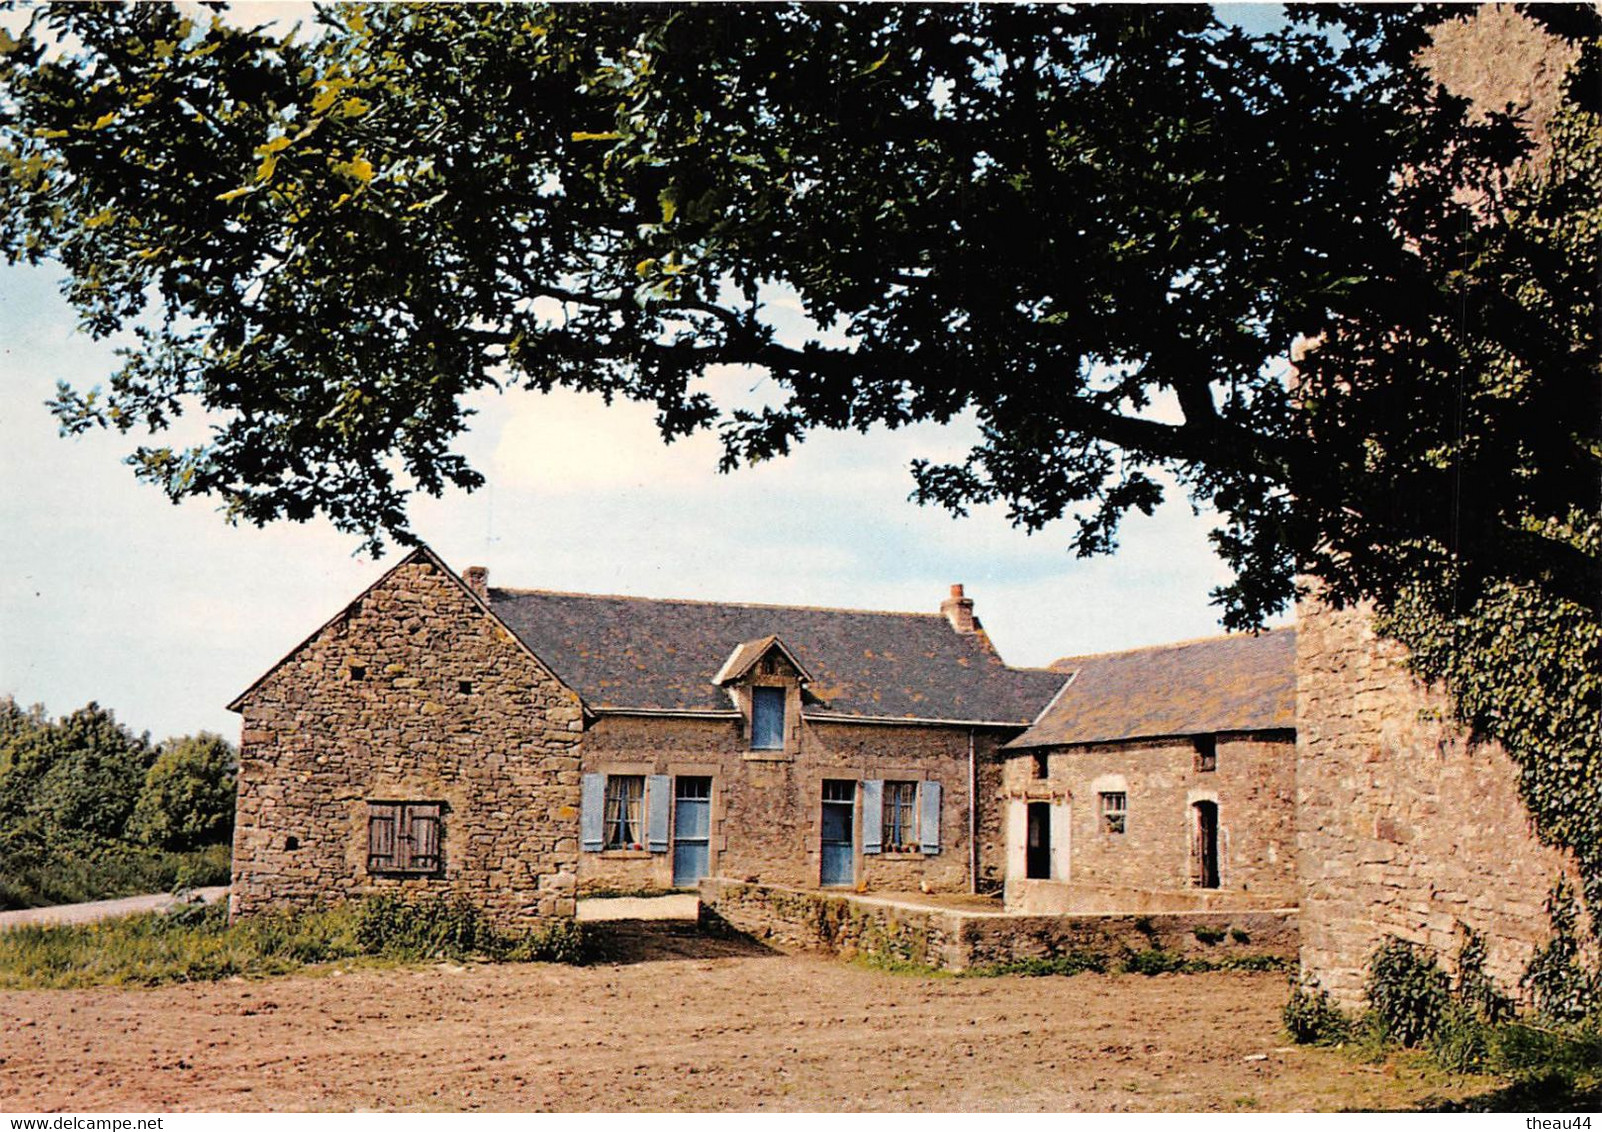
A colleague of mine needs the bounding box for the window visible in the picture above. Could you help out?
[367,801,442,873]
[604,774,645,849]
[1099,791,1127,835]
[348,664,366,682]
[882,781,918,852]
[1194,734,1217,772]
[750,686,786,750]
[1031,750,1049,779]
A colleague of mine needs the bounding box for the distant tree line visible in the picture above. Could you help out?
[0,697,236,909]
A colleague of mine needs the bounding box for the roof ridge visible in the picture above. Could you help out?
[1050,626,1294,669]
[487,586,949,620]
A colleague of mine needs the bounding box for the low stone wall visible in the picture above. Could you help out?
[1006,878,1290,915]
[700,878,1296,971]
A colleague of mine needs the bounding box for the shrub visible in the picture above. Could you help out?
[500,917,588,965]
[355,893,591,964]
[972,950,1109,978]
[1366,936,1450,1047]
[1429,1001,1493,1074]
[1122,947,1185,975]
[354,893,497,960]
[1193,925,1227,945]
[1283,974,1351,1045]
[1453,922,1514,1025]
[128,733,236,851]
[1522,881,1600,1023]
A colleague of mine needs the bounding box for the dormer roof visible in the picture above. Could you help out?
[712,635,814,687]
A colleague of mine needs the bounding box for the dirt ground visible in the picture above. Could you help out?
[0,925,1500,1113]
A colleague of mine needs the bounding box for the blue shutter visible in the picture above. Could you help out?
[862,779,883,855]
[920,780,942,855]
[580,773,605,852]
[646,774,671,853]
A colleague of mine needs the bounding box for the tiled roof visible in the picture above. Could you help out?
[487,588,1067,725]
[1006,628,1296,748]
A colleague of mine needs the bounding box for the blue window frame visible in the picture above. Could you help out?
[751,686,786,750]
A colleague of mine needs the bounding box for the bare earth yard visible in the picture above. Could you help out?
[1,928,1496,1112]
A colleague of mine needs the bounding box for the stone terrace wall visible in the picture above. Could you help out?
[231,555,585,928]
[702,879,1296,972]
[1295,599,1580,1007]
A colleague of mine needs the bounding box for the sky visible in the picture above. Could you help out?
[0,2,1290,743]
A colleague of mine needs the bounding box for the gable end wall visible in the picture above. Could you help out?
[1295,598,1582,1007]
[231,557,584,927]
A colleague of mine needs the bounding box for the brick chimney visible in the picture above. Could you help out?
[464,565,488,601]
[940,583,979,634]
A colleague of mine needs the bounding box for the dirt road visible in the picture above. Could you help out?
[0,928,1491,1112]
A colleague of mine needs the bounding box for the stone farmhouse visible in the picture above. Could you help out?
[230,540,1582,1006]
[227,547,1294,922]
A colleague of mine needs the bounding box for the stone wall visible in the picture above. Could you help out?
[579,714,1016,894]
[1295,598,1581,1007]
[701,879,1297,972]
[230,552,585,928]
[1000,732,1298,905]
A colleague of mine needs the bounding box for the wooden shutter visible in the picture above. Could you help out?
[920,780,942,855]
[646,774,671,853]
[409,803,442,872]
[580,773,605,852]
[861,779,883,855]
[367,803,398,871]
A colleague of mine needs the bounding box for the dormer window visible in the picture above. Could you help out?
[751,686,786,750]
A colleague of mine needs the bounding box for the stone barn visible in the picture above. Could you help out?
[1000,630,1298,914]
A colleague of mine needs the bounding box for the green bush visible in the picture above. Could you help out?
[1193,925,1227,945]
[1522,881,1600,1023]
[354,893,498,960]
[1122,947,1185,975]
[502,917,588,965]
[1284,975,1352,1045]
[972,950,1109,978]
[355,893,591,964]
[1366,936,1450,1047]
[0,831,230,910]
[128,733,236,851]
[1429,1001,1493,1074]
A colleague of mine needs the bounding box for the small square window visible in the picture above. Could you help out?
[750,686,786,750]
[1100,791,1127,835]
[349,665,367,682]
[1194,734,1217,772]
[367,800,443,873]
[458,680,473,695]
[1031,750,1048,780]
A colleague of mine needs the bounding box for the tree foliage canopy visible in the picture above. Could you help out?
[2,2,1594,630]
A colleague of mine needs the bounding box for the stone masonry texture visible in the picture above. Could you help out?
[1295,598,1582,1007]
[1000,733,1297,903]
[230,553,585,928]
[701,879,1297,972]
[579,713,1015,894]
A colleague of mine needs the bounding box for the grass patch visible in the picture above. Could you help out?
[0,895,590,989]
